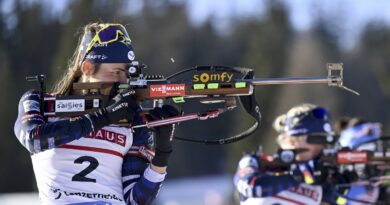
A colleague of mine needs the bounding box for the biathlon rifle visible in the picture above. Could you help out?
[259,136,390,166]
[26,63,358,145]
[257,137,390,204]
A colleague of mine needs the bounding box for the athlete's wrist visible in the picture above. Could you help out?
[150,164,167,174]
[151,149,171,167]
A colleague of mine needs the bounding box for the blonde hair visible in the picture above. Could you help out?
[273,103,318,133]
[52,23,105,95]
[274,103,320,146]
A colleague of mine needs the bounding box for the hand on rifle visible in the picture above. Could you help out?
[87,90,139,130]
[105,90,139,124]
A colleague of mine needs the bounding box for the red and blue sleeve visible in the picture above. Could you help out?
[14,90,97,153]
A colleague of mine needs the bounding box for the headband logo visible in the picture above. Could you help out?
[86,54,108,60]
[323,123,332,133]
[128,51,135,61]
[93,43,108,48]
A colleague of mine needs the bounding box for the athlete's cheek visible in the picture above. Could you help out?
[97,72,120,82]
[118,75,128,83]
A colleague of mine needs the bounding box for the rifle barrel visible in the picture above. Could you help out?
[248,77,330,86]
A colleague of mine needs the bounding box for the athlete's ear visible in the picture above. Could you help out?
[81,61,93,76]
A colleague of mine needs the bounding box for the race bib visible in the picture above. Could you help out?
[242,183,322,205]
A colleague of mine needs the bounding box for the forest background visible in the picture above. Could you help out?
[1,0,390,204]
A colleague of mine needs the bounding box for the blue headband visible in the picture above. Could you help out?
[85,40,135,64]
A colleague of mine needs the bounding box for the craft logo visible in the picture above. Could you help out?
[86,54,108,60]
[193,72,233,83]
[150,84,185,97]
[337,151,368,163]
[55,99,85,112]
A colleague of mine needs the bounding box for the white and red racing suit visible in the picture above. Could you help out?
[14,90,164,205]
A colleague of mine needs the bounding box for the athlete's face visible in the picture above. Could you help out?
[278,133,324,161]
[87,63,129,83]
[81,62,129,95]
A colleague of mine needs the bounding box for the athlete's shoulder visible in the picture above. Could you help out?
[19,90,56,112]
[20,89,41,101]
[17,90,42,114]
[238,149,274,169]
[238,153,260,169]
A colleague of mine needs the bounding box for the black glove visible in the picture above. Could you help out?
[87,90,139,131]
[149,105,180,167]
[105,91,139,124]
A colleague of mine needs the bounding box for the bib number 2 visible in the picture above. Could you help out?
[72,156,99,182]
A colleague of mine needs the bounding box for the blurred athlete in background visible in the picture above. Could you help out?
[234,103,356,205]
